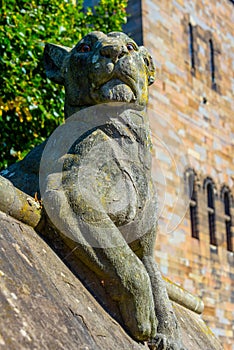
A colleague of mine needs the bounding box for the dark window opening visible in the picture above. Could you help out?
[224,191,233,252]
[224,191,230,215]
[189,23,195,74]
[209,39,216,89]
[206,182,217,246]
[187,171,199,239]
[207,182,214,208]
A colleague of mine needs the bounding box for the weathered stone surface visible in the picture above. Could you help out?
[172,303,223,350]
[0,210,223,350]
[0,210,147,350]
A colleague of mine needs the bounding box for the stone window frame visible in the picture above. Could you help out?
[185,168,200,239]
[182,15,198,77]
[203,177,217,246]
[182,14,221,92]
[200,30,221,93]
[221,185,233,252]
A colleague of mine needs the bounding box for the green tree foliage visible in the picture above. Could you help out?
[0,0,128,169]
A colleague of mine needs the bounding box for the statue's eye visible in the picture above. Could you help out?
[126,43,136,52]
[78,44,91,53]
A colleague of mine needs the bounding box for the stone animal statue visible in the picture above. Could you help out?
[2,31,186,350]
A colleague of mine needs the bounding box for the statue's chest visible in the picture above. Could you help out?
[62,121,153,227]
[94,151,150,226]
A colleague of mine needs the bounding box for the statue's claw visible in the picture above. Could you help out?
[148,333,187,350]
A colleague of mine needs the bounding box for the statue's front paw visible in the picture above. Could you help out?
[148,333,187,350]
[119,295,157,341]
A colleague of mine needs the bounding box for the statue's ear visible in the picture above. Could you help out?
[44,43,71,84]
[139,47,156,86]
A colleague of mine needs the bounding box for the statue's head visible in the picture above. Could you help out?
[44,31,155,118]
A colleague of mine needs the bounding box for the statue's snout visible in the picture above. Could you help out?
[100,44,128,62]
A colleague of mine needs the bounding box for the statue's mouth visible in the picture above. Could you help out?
[90,62,139,104]
[99,79,136,103]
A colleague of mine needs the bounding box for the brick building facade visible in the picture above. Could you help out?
[124,0,234,349]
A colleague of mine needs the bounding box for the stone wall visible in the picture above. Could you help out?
[126,1,234,349]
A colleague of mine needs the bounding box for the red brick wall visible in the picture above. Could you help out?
[133,0,234,348]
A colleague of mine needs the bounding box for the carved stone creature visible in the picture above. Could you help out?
[2,32,186,349]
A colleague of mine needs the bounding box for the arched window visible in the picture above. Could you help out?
[188,23,195,74]
[209,39,216,89]
[204,178,217,246]
[221,186,233,252]
[185,169,199,239]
